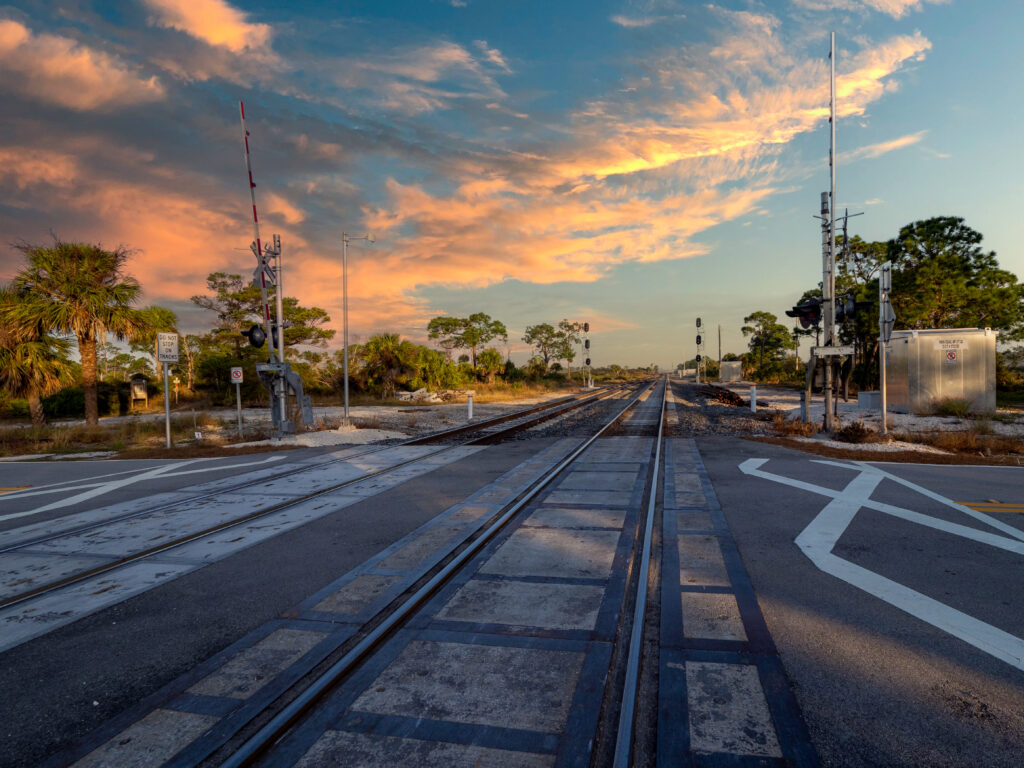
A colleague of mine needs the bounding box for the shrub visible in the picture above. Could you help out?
[834,421,876,443]
[934,398,971,418]
[43,383,120,419]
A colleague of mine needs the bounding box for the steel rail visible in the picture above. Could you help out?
[0,384,632,610]
[219,381,659,768]
[0,384,623,557]
[613,376,667,768]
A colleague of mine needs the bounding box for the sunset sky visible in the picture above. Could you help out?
[1,0,1021,368]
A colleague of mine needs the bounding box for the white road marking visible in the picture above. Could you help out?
[856,462,1024,544]
[739,458,1024,671]
[0,455,285,522]
[0,467,160,501]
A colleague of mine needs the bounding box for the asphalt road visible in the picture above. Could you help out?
[0,439,556,768]
[5,435,1024,767]
[0,452,305,532]
[701,437,1024,767]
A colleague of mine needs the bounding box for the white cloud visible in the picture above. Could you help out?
[474,40,512,73]
[611,13,685,28]
[790,0,948,19]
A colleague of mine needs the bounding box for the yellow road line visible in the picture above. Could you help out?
[958,502,1024,514]
[0,486,29,494]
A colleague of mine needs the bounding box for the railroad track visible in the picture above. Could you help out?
[0,383,633,616]
[215,378,666,767]
[41,375,817,767]
[64,378,659,768]
[40,378,664,767]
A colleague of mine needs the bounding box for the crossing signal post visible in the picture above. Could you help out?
[879,261,895,434]
[582,322,592,388]
[695,318,705,383]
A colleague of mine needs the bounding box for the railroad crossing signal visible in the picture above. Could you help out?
[786,299,822,329]
[880,261,895,343]
[241,324,266,348]
[250,241,277,287]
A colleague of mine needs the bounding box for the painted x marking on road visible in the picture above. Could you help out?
[740,458,1024,671]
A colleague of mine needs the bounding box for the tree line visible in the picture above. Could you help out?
[732,216,1024,385]
[0,239,641,428]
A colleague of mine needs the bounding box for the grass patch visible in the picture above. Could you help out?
[771,411,817,437]
[891,428,1024,457]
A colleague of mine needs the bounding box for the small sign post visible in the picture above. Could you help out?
[157,333,179,448]
[231,367,244,437]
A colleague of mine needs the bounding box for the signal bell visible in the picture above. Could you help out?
[241,324,266,348]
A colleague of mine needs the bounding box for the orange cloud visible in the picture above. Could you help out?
[0,15,938,354]
[141,0,272,53]
[846,130,927,161]
[0,20,164,110]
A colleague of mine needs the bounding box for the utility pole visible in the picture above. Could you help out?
[824,31,837,431]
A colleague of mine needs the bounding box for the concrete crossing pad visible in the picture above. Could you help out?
[350,640,585,732]
[480,527,620,579]
[681,592,747,641]
[187,628,326,699]
[72,709,219,768]
[685,662,782,757]
[436,579,605,630]
[294,730,553,768]
[677,534,729,586]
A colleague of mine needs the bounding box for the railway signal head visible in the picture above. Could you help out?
[785,298,822,329]
[241,324,266,348]
[695,353,702,362]
[696,334,702,346]
[584,339,590,349]
[585,357,591,366]
[696,317,702,328]
[834,295,873,324]
[583,322,589,333]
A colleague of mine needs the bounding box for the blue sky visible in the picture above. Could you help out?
[0,0,1020,368]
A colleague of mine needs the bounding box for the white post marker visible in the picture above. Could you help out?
[157,333,179,449]
[750,385,757,413]
[467,394,473,421]
[231,367,244,437]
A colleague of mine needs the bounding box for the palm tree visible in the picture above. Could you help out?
[0,290,74,428]
[361,333,416,398]
[3,241,148,425]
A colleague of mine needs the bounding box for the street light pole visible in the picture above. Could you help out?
[342,232,374,424]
